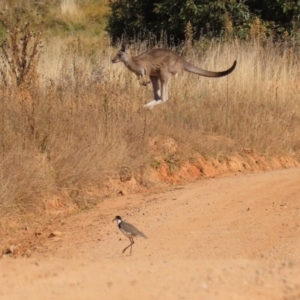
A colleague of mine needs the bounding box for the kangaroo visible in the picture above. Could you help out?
[112,44,237,110]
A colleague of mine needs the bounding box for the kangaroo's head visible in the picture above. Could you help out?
[112,44,131,64]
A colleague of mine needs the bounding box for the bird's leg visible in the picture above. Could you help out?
[122,237,134,254]
[130,237,134,255]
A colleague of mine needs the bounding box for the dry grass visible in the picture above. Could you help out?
[0,35,300,221]
[0,1,109,38]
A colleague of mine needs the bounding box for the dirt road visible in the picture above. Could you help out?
[1,168,300,299]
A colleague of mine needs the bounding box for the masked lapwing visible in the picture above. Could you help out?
[113,216,147,255]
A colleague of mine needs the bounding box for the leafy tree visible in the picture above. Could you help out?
[107,0,252,43]
[153,0,252,39]
[107,0,159,42]
[245,0,300,34]
[107,0,300,43]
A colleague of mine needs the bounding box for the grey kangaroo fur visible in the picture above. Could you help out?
[112,44,237,110]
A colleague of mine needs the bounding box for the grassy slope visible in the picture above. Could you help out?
[0,1,300,223]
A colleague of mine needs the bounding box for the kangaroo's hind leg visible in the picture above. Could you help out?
[144,76,163,110]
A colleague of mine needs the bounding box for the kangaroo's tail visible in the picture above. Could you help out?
[183,60,237,77]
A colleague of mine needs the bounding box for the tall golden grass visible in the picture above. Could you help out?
[0,35,300,222]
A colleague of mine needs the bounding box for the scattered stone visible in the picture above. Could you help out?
[48,231,63,238]
[118,190,126,196]
[2,245,18,257]
[2,248,12,255]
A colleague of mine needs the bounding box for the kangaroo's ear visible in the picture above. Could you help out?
[121,43,129,52]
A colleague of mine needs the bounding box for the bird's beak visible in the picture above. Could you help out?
[112,217,116,223]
